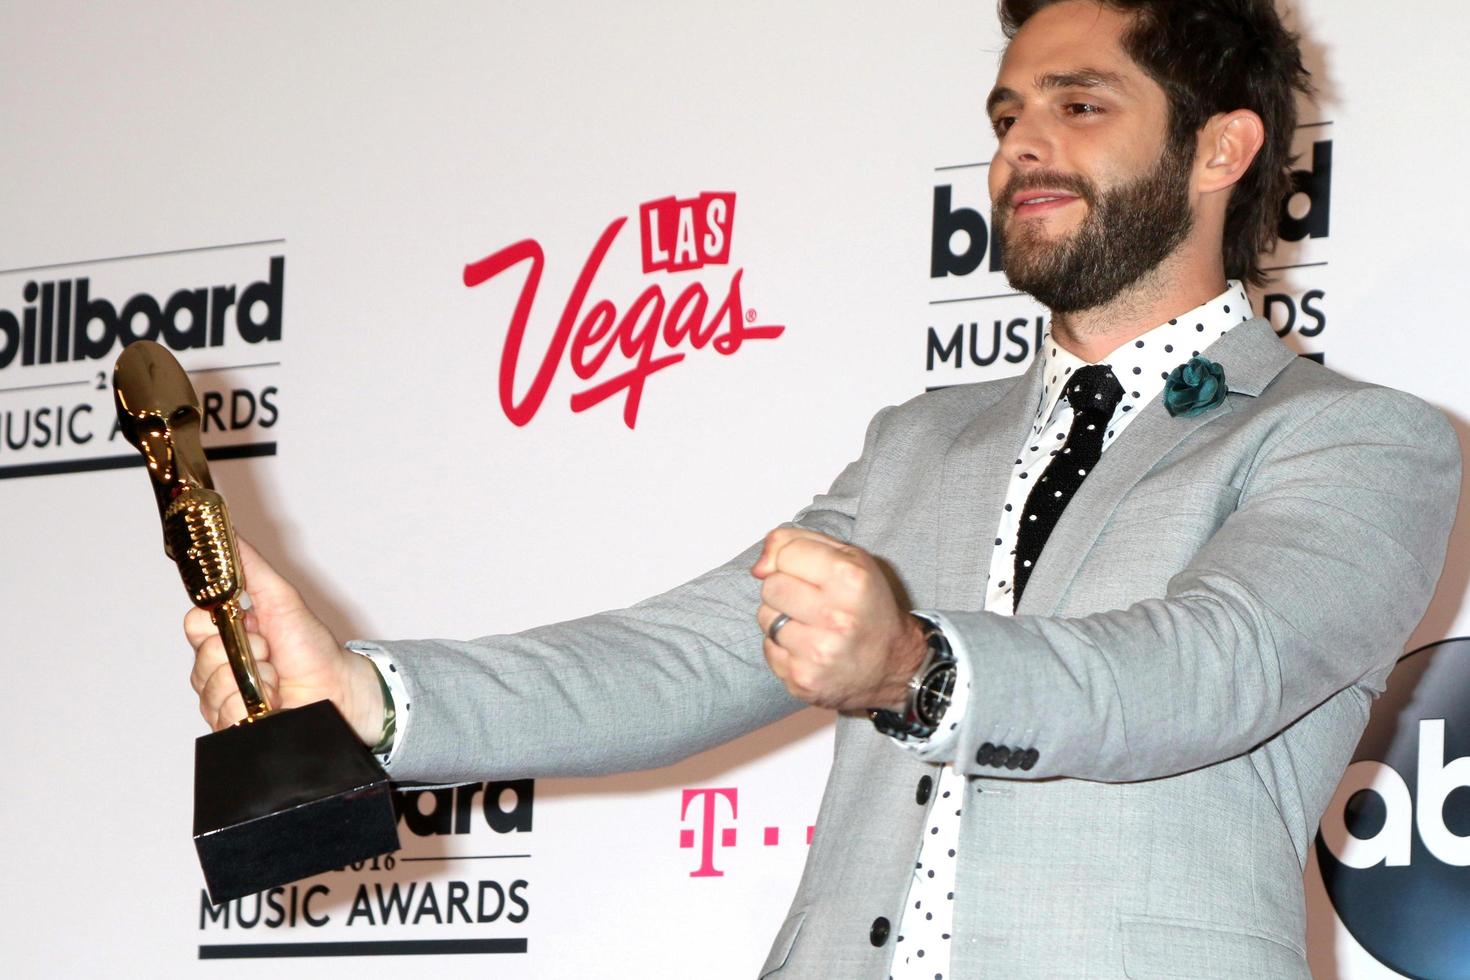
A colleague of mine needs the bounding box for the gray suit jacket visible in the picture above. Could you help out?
[373,319,1460,978]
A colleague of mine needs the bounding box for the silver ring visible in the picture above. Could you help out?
[766,612,792,644]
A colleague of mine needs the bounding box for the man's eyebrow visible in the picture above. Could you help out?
[1039,68,1129,92]
[986,68,1129,115]
[986,85,1020,116]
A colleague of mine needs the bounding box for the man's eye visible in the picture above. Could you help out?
[1064,102,1103,117]
[992,116,1016,136]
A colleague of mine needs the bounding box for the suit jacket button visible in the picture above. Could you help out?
[991,744,1010,767]
[1020,748,1040,771]
[916,774,933,805]
[870,916,891,947]
[976,742,996,766]
[1004,750,1023,770]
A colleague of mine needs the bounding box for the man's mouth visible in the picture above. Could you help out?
[1011,191,1082,214]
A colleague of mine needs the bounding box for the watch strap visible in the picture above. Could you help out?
[870,615,956,741]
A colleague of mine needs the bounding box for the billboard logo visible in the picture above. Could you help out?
[924,129,1334,382]
[0,242,287,481]
[0,256,284,372]
[929,138,1331,288]
[1280,140,1331,243]
[1316,637,1470,978]
[930,186,1005,279]
[463,191,784,429]
[394,780,534,836]
[198,781,534,958]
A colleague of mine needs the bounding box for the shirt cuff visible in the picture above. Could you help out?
[888,611,971,763]
[348,641,413,767]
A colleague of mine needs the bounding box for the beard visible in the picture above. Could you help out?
[994,140,1195,314]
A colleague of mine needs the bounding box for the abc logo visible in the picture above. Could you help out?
[1316,637,1470,979]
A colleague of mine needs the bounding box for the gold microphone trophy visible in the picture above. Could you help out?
[114,340,399,905]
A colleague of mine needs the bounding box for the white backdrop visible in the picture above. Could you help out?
[2,2,1467,977]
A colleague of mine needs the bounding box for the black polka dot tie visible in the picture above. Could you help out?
[1012,364,1123,608]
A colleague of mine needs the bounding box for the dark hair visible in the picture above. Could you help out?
[998,0,1313,287]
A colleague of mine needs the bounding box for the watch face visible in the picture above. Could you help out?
[916,662,957,728]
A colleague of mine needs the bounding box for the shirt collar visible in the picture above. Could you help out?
[1032,280,1253,435]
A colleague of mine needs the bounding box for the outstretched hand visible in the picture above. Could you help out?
[752,527,926,712]
[183,537,385,744]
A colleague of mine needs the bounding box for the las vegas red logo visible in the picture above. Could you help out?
[464,192,784,428]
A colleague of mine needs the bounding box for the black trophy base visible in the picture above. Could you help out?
[194,699,400,905]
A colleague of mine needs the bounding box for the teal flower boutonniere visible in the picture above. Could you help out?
[1163,356,1227,418]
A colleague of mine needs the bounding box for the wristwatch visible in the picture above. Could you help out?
[869,615,957,741]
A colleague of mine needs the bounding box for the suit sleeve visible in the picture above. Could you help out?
[929,387,1461,782]
[364,407,893,785]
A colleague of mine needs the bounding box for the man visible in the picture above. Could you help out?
[186,1,1459,977]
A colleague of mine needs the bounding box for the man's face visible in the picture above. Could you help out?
[987,1,1197,313]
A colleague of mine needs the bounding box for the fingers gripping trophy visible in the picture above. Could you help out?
[114,340,399,905]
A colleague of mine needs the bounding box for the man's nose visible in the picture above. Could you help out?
[997,112,1055,170]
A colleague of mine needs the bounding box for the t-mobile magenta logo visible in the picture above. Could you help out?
[679,788,814,878]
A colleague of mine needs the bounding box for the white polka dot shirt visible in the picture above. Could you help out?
[886,281,1252,979]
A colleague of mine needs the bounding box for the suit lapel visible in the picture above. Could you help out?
[935,358,1046,610]
[1015,318,1297,616]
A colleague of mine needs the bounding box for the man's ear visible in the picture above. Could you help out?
[1195,109,1266,195]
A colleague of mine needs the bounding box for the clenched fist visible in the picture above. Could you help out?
[751,527,927,712]
[184,537,386,745]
